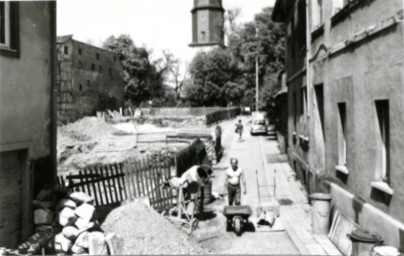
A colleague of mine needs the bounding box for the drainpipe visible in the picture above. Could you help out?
[305,0,312,171]
[50,1,57,186]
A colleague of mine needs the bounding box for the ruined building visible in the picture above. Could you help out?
[0,1,57,248]
[56,36,124,123]
[273,0,404,251]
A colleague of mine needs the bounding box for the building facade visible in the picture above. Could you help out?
[273,0,404,250]
[0,1,57,248]
[56,36,124,123]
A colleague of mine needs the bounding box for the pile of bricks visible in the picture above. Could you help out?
[16,190,122,255]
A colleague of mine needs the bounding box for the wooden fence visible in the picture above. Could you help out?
[57,154,176,212]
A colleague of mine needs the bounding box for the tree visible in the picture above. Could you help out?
[103,35,178,107]
[169,62,189,101]
[186,48,240,106]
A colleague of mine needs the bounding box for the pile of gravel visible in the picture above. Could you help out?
[101,200,208,255]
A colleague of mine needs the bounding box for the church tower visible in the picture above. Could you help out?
[190,0,225,47]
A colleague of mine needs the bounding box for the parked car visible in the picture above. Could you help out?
[250,119,268,135]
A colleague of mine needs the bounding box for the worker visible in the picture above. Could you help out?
[164,165,212,194]
[235,120,243,140]
[224,158,247,205]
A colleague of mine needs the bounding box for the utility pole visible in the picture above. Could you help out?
[255,27,259,112]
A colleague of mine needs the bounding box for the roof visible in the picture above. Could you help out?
[57,34,73,44]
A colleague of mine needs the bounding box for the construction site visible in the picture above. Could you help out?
[27,108,340,255]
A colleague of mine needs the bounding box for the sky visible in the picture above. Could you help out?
[57,0,275,66]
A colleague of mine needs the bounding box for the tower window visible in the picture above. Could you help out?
[79,84,83,91]
[99,65,102,72]
[96,53,100,60]
[78,48,82,55]
[64,46,68,54]
[201,31,206,41]
[91,63,95,71]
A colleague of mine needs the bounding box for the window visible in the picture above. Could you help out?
[300,87,307,118]
[333,0,355,14]
[375,100,390,184]
[337,103,347,165]
[79,84,83,91]
[64,46,68,55]
[87,80,90,86]
[96,53,100,60]
[91,63,95,71]
[311,0,323,30]
[0,2,10,47]
[99,65,102,72]
[0,2,19,57]
[315,84,324,135]
[78,48,82,55]
[201,31,206,41]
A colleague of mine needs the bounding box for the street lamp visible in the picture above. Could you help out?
[255,27,259,112]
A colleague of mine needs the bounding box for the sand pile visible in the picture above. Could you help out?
[101,200,208,255]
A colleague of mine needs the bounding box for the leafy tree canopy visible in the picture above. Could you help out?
[103,35,177,107]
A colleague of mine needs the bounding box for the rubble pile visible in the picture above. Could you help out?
[15,189,123,255]
[57,117,191,174]
[101,199,207,255]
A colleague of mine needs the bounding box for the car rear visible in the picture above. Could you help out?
[250,119,267,135]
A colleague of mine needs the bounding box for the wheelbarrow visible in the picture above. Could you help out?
[223,205,252,236]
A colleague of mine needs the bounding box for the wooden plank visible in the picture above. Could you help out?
[108,164,120,203]
[131,160,139,198]
[135,159,142,196]
[94,167,103,206]
[79,170,86,193]
[89,167,99,206]
[116,163,125,201]
[109,165,119,203]
[147,155,157,208]
[101,165,110,205]
[312,234,342,256]
[121,162,128,200]
[152,155,160,209]
[124,161,133,200]
[157,154,167,209]
[136,159,144,197]
[142,158,150,197]
[84,169,92,198]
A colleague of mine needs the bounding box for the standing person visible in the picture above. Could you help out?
[225,158,247,205]
[235,120,243,140]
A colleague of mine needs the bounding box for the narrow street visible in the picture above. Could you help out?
[190,116,341,255]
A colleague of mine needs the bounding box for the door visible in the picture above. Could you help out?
[0,150,24,248]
